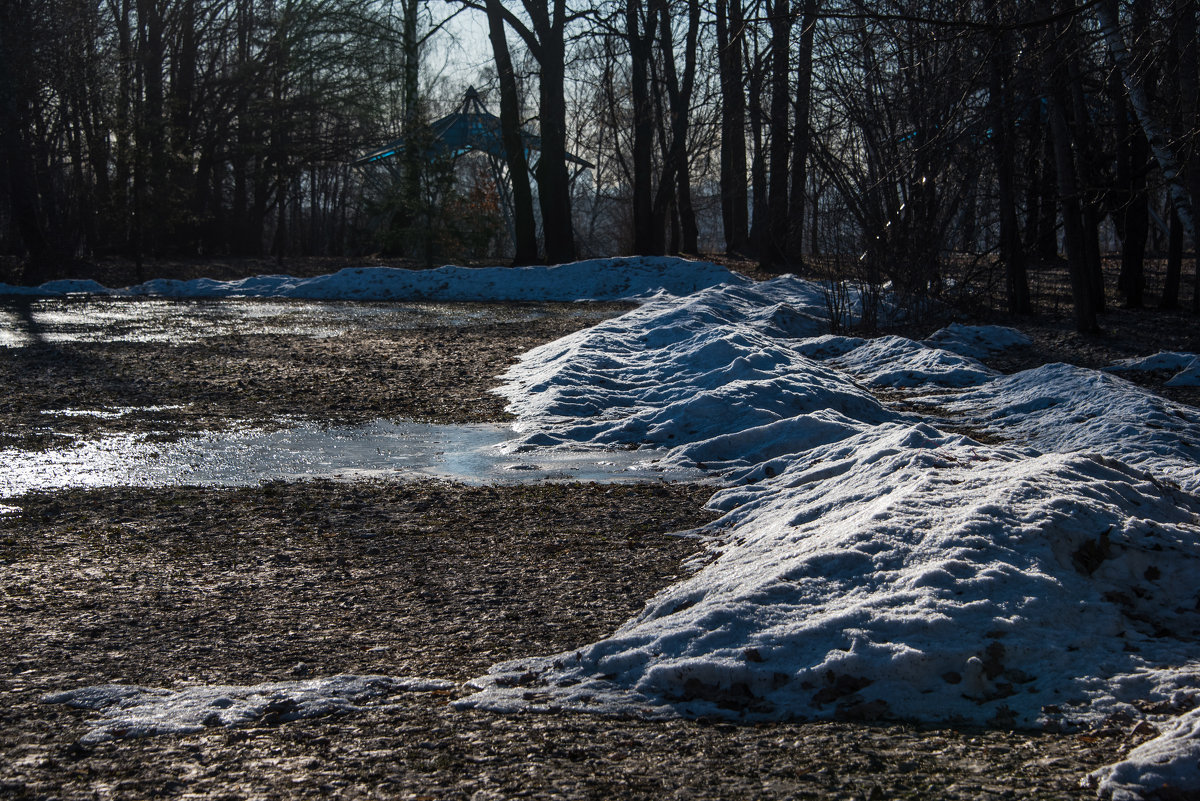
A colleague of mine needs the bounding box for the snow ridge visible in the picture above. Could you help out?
[464,276,1200,798]
[0,256,746,303]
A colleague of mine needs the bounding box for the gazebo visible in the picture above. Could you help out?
[353,87,591,248]
[354,86,591,170]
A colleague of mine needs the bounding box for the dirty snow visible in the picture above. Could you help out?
[0,256,745,302]
[920,364,1200,494]
[1105,351,1200,389]
[1087,706,1200,800]
[922,322,1031,360]
[43,675,454,745]
[27,259,1200,798]
[468,271,1199,798]
[830,334,998,388]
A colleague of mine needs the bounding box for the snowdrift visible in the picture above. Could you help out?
[0,256,746,303]
[458,274,1200,799]
[27,258,1199,796]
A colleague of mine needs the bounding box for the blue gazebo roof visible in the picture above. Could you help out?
[353,87,592,168]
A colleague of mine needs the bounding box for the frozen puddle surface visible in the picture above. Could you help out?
[0,419,705,498]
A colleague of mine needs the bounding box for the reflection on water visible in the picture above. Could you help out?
[0,420,705,497]
[0,297,618,347]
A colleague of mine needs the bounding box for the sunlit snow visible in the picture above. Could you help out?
[44,676,453,745]
[26,257,1200,798]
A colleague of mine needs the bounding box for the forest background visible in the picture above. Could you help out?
[1,0,1198,333]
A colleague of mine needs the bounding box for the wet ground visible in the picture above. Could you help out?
[0,296,621,348]
[0,299,634,453]
[0,292,1171,799]
[0,419,707,497]
[1,481,1125,801]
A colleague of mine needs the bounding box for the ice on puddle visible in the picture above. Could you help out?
[44,675,454,744]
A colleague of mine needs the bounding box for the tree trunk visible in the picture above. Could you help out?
[0,32,51,277]
[762,0,791,270]
[1066,49,1105,313]
[650,0,698,255]
[1044,2,1099,333]
[1163,208,1182,309]
[715,0,749,253]
[787,0,817,263]
[988,0,1030,314]
[1097,0,1196,243]
[527,0,575,264]
[1116,93,1149,308]
[748,52,767,256]
[401,0,420,132]
[1174,0,1200,311]
[137,0,167,256]
[627,0,657,255]
[486,0,539,264]
[1027,131,1059,262]
[673,0,701,254]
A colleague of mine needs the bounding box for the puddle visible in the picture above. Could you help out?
[0,297,621,347]
[0,420,706,498]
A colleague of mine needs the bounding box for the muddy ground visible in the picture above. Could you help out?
[0,302,632,451]
[0,481,1127,801]
[2,280,1197,799]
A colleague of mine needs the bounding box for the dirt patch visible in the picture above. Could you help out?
[0,281,1169,799]
[0,481,1125,800]
[0,302,631,450]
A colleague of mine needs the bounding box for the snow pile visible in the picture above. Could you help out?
[43,675,453,744]
[1087,705,1200,800]
[459,276,1200,795]
[462,426,1200,731]
[1106,352,1200,389]
[497,277,894,459]
[0,256,746,302]
[922,323,1031,360]
[921,364,1200,494]
[830,335,998,388]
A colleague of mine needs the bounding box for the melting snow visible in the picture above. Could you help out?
[43,675,453,744]
[24,258,1200,797]
[0,256,745,302]
[1087,706,1200,800]
[831,334,998,388]
[922,322,1031,360]
[1106,352,1200,389]
[921,364,1200,494]
[464,270,1199,798]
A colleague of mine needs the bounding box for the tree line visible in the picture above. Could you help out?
[2,0,1197,330]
